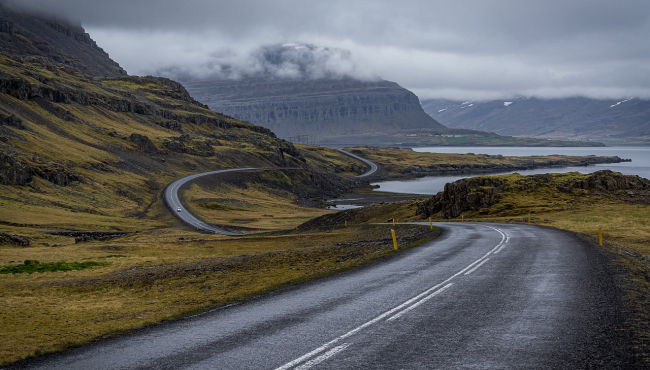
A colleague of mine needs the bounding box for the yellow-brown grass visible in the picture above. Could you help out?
[0,224,437,365]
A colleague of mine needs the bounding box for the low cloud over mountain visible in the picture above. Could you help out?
[159,44,378,82]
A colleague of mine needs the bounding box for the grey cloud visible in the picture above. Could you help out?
[5,0,650,100]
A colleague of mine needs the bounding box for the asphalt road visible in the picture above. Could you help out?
[164,150,378,234]
[163,168,257,236]
[10,222,633,369]
[337,148,378,178]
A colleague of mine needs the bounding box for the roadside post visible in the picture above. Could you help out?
[391,229,398,251]
[528,214,531,225]
[393,218,395,226]
[429,217,433,230]
[461,215,464,222]
[599,225,603,246]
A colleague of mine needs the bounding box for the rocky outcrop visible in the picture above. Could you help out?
[0,151,84,186]
[417,176,507,218]
[183,76,447,140]
[48,231,132,243]
[162,134,217,157]
[1,114,25,129]
[0,231,30,247]
[130,133,158,154]
[417,170,650,219]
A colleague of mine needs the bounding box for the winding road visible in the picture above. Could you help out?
[164,168,257,236]
[164,149,378,234]
[336,148,378,178]
[11,222,632,369]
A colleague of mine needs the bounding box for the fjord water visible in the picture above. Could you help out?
[372,146,650,195]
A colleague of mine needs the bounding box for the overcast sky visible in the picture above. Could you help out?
[8,0,650,100]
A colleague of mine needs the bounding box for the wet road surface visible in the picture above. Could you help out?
[9,223,633,369]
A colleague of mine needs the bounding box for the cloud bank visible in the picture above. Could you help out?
[5,0,650,100]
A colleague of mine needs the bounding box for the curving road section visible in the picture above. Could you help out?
[12,222,633,369]
[337,148,378,178]
[164,151,379,234]
[164,168,257,235]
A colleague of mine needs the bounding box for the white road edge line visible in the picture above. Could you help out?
[386,283,454,321]
[294,343,351,370]
[274,225,507,370]
[464,258,490,275]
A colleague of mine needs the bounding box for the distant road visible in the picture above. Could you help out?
[13,223,632,369]
[163,151,379,234]
[337,148,378,177]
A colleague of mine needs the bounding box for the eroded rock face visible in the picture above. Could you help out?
[183,76,446,140]
[417,176,507,219]
[416,170,650,219]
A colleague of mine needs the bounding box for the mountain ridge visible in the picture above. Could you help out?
[183,75,448,141]
[422,97,650,145]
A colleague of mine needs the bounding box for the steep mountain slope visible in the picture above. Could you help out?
[422,97,650,145]
[0,2,125,77]
[0,4,348,233]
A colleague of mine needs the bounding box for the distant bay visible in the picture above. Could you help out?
[372,146,650,195]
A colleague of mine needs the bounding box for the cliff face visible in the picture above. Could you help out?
[0,2,126,77]
[183,76,447,140]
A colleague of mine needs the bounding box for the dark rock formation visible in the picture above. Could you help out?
[0,231,30,247]
[0,151,84,186]
[48,231,132,243]
[1,114,25,129]
[162,134,216,157]
[417,170,650,219]
[417,176,507,218]
[130,133,158,154]
[183,76,447,140]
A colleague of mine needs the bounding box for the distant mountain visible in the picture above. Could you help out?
[421,97,650,145]
[178,44,449,142]
[183,75,448,141]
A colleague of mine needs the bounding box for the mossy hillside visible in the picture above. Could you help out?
[1,54,354,236]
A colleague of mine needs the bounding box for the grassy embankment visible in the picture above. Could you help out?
[342,146,623,176]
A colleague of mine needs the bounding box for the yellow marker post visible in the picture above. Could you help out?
[429,217,433,230]
[461,215,464,222]
[393,218,395,226]
[391,229,398,251]
[599,225,603,246]
[528,214,531,225]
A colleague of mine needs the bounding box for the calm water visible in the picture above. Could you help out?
[372,147,650,195]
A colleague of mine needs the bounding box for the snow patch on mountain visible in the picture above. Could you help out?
[610,97,634,108]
